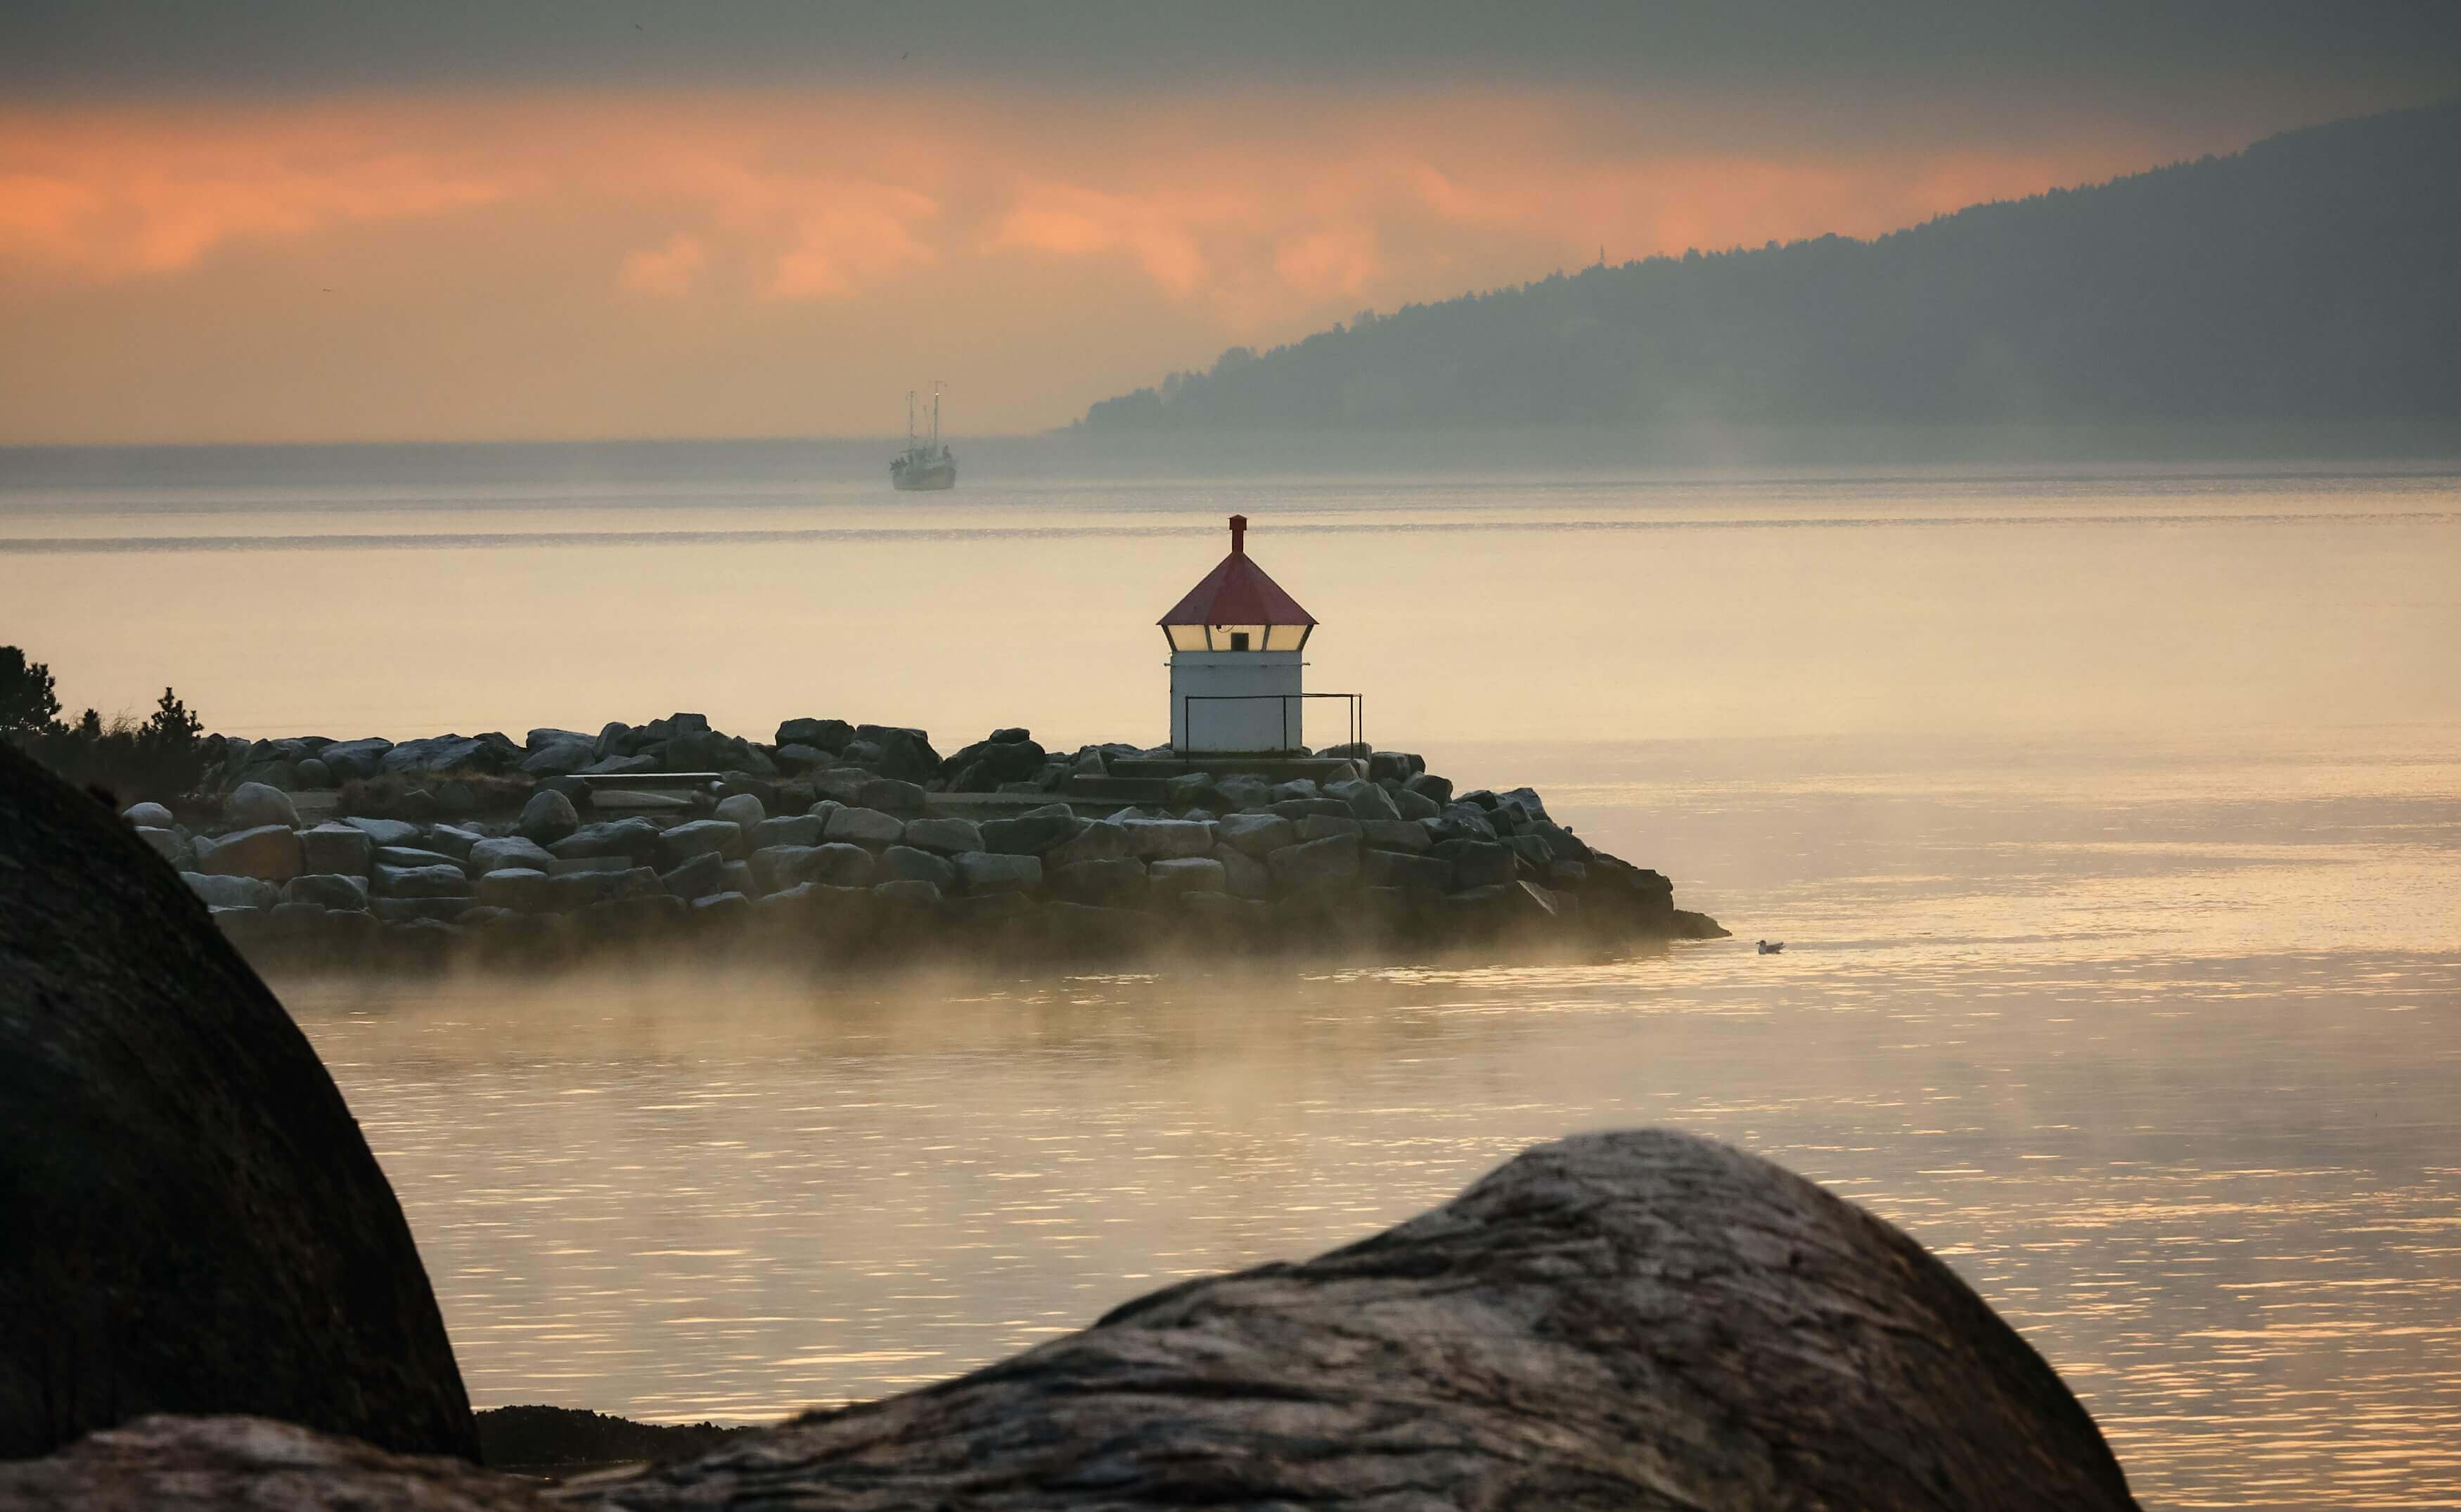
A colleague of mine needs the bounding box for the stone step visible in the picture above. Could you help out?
[1062,775,1171,804]
[1108,756,1363,782]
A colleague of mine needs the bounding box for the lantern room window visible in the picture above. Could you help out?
[1162,622,1310,652]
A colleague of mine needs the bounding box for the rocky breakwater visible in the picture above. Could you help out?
[148,716,1722,970]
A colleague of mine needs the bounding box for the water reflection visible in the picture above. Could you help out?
[284,734,2461,1511]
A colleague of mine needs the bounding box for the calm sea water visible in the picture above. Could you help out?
[6,447,2460,1509]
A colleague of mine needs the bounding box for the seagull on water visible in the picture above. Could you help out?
[1756,939,1784,955]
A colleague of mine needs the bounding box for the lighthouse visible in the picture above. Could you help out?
[1158,515,1318,754]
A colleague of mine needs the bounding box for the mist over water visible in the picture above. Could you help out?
[7,449,2460,1508]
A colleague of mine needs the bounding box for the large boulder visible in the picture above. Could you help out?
[652,820,747,870]
[823,807,906,846]
[378,735,502,779]
[776,717,854,754]
[900,816,983,856]
[0,741,477,1461]
[854,725,942,784]
[1122,818,1214,860]
[299,823,375,876]
[1266,832,1361,888]
[952,851,1041,896]
[181,872,278,911]
[627,1131,2128,1509]
[193,825,304,884]
[466,836,555,876]
[978,806,1082,856]
[316,737,394,782]
[0,1132,2138,1511]
[120,801,175,829]
[514,789,579,846]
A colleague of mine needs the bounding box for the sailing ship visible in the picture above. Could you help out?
[889,382,957,491]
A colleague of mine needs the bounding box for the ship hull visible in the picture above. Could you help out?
[890,460,957,491]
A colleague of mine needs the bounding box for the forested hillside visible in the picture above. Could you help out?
[1080,101,2461,432]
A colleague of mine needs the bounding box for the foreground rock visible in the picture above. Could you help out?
[585,1129,2138,1511]
[0,742,479,1462]
[1,1131,2138,1510]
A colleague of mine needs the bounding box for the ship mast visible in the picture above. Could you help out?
[930,380,943,452]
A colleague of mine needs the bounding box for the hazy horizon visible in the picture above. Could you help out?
[6,4,2458,445]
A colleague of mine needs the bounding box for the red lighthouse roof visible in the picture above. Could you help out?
[1157,515,1318,627]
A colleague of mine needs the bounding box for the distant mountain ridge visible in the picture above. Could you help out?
[1079,101,2461,433]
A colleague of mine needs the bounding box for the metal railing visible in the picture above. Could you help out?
[1175,692,1363,755]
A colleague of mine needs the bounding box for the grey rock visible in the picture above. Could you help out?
[901,815,984,855]
[423,825,482,860]
[1531,821,1593,863]
[316,736,394,782]
[1368,750,1425,782]
[1435,838,1518,889]
[777,716,854,753]
[1403,771,1455,806]
[880,846,956,889]
[1296,814,1363,843]
[373,846,460,871]
[871,878,944,907]
[812,767,873,804]
[120,801,176,828]
[772,743,830,771]
[1212,843,1271,900]
[825,807,907,846]
[293,757,333,789]
[713,792,766,829]
[1363,849,1453,891]
[546,854,633,876]
[1267,778,1321,803]
[1392,785,1441,820]
[525,727,594,752]
[1266,833,1361,888]
[135,826,197,871]
[1046,819,1133,867]
[691,890,752,918]
[340,817,421,848]
[653,819,746,870]
[1429,803,1500,844]
[378,735,501,778]
[595,721,633,758]
[1361,819,1433,853]
[1047,856,1148,907]
[809,843,877,887]
[195,825,304,882]
[1508,833,1557,868]
[979,805,1084,855]
[1216,812,1297,858]
[747,844,819,893]
[1124,818,1215,860]
[752,814,826,850]
[579,754,658,777]
[515,787,581,845]
[544,866,661,911]
[1497,786,1553,825]
[1148,856,1228,899]
[518,739,596,777]
[282,873,370,911]
[1215,774,1274,813]
[467,836,555,875]
[857,776,930,815]
[184,872,279,910]
[855,725,942,784]
[661,851,731,901]
[223,781,298,831]
[1267,797,1354,821]
[473,867,553,912]
[299,823,374,876]
[371,863,471,900]
[1327,778,1401,822]
[721,859,756,897]
[954,851,1043,896]
[547,818,659,862]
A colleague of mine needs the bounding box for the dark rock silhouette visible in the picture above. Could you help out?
[0,1129,2137,1509]
[0,741,478,1461]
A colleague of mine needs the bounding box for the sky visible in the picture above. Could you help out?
[4,2,2458,444]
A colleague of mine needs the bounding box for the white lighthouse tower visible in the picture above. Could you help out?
[1158,515,1318,754]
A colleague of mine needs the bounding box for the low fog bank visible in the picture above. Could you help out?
[4,418,2455,493]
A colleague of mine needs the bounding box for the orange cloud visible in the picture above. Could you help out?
[617,231,706,295]
[0,90,2233,440]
